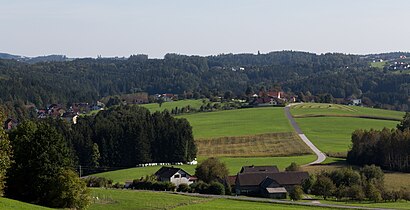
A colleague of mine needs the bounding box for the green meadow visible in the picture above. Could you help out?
[141,99,205,113]
[291,103,404,120]
[178,107,292,139]
[0,197,53,210]
[290,103,403,154]
[92,155,316,183]
[89,189,337,210]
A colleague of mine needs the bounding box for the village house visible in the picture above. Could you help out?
[235,165,309,199]
[154,166,196,186]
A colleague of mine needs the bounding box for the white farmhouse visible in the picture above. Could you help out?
[154,167,197,186]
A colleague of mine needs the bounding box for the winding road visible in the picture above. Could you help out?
[285,104,326,165]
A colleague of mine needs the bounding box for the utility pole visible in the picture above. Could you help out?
[79,165,82,178]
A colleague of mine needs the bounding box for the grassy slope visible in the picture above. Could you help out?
[92,155,316,183]
[291,103,403,153]
[295,117,398,153]
[89,189,207,210]
[89,189,336,210]
[0,197,52,210]
[174,198,335,210]
[178,107,292,139]
[141,99,205,113]
[291,103,404,120]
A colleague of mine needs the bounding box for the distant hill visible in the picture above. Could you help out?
[0,52,71,63]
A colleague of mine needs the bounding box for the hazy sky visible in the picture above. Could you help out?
[1,0,409,58]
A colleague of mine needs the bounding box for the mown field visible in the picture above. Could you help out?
[89,189,337,210]
[196,132,311,157]
[178,107,293,139]
[290,103,404,154]
[92,155,316,183]
[0,197,53,210]
[291,103,404,120]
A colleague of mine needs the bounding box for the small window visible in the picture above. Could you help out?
[181,173,187,177]
[174,174,180,178]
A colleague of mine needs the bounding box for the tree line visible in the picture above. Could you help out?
[0,51,409,120]
[347,113,410,172]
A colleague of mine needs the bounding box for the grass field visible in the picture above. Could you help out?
[295,117,398,153]
[370,61,387,69]
[0,197,52,210]
[178,107,292,139]
[290,103,403,154]
[141,99,206,113]
[89,189,207,210]
[174,198,335,210]
[92,155,316,183]
[196,132,312,157]
[291,103,404,120]
[89,189,337,210]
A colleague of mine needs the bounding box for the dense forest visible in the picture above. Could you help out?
[0,51,409,119]
[347,113,410,172]
[59,105,196,172]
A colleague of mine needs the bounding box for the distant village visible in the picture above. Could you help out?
[3,90,363,131]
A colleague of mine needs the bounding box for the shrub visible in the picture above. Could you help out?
[224,183,232,195]
[190,181,209,194]
[285,162,301,171]
[177,183,190,192]
[208,182,225,195]
[112,182,124,189]
[84,176,113,188]
[289,185,303,200]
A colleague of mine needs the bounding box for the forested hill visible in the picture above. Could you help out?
[0,51,409,116]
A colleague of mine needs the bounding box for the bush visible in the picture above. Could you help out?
[285,162,301,171]
[177,183,190,192]
[224,183,232,195]
[190,181,209,194]
[112,182,124,189]
[85,176,113,188]
[289,185,303,200]
[208,182,225,195]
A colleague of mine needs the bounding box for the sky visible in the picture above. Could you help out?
[0,0,409,58]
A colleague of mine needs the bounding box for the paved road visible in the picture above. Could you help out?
[172,192,392,210]
[285,104,326,165]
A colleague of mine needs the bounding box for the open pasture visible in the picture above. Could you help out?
[179,107,292,139]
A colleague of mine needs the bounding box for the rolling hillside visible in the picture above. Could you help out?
[0,197,52,210]
[290,103,404,154]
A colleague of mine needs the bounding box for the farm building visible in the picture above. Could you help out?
[154,166,196,186]
[235,165,309,199]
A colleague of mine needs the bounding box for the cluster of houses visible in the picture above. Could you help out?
[249,91,296,106]
[36,101,105,124]
[147,165,308,199]
[388,61,410,71]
